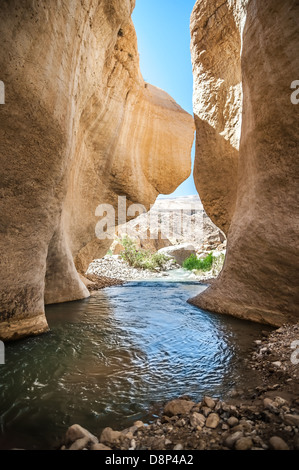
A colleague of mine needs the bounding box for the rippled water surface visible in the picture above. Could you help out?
[0,281,268,449]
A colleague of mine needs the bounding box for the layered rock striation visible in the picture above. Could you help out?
[0,0,195,340]
[190,0,299,326]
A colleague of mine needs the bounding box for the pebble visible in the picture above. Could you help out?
[271,384,280,390]
[173,443,183,450]
[274,397,288,407]
[215,401,222,412]
[269,436,290,451]
[129,439,136,450]
[235,437,253,451]
[206,413,220,429]
[201,406,212,417]
[225,432,244,449]
[283,414,299,427]
[227,417,239,428]
[100,427,121,445]
[228,405,238,417]
[65,424,98,446]
[263,398,278,413]
[134,421,144,428]
[203,397,216,409]
[229,390,241,398]
[164,399,196,417]
[190,413,206,429]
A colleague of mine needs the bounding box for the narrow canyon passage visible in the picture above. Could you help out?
[0,0,298,453]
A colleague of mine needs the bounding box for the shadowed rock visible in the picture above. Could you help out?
[190,0,299,326]
[0,1,194,341]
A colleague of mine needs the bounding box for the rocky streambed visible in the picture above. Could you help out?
[60,324,299,451]
[86,255,181,282]
[85,254,219,286]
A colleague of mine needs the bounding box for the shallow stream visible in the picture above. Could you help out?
[0,281,268,449]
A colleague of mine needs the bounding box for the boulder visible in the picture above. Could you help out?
[158,244,196,266]
[227,417,239,428]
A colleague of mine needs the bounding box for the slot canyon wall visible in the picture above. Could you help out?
[0,0,195,341]
[190,0,299,326]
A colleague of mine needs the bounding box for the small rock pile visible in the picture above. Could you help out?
[61,394,299,451]
[249,324,299,382]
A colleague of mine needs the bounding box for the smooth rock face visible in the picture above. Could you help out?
[191,0,245,234]
[0,1,194,340]
[190,0,299,326]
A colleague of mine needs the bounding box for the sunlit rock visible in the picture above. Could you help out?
[0,0,194,341]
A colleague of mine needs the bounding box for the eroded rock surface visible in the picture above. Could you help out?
[190,0,299,326]
[191,0,246,234]
[0,0,194,340]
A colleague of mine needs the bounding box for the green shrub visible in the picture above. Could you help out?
[183,252,225,276]
[120,236,170,271]
[183,252,214,272]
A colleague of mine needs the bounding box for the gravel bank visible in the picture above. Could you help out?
[86,255,218,284]
[86,256,181,282]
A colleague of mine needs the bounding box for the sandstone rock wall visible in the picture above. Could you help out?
[191,0,246,234]
[0,0,195,340]
[190,0,299,326]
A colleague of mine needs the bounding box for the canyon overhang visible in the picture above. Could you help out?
[0,0,195,341]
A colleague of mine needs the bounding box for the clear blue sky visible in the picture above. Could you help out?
[132,0,197,198]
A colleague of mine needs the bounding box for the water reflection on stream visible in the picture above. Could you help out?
[0,281,269,449]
